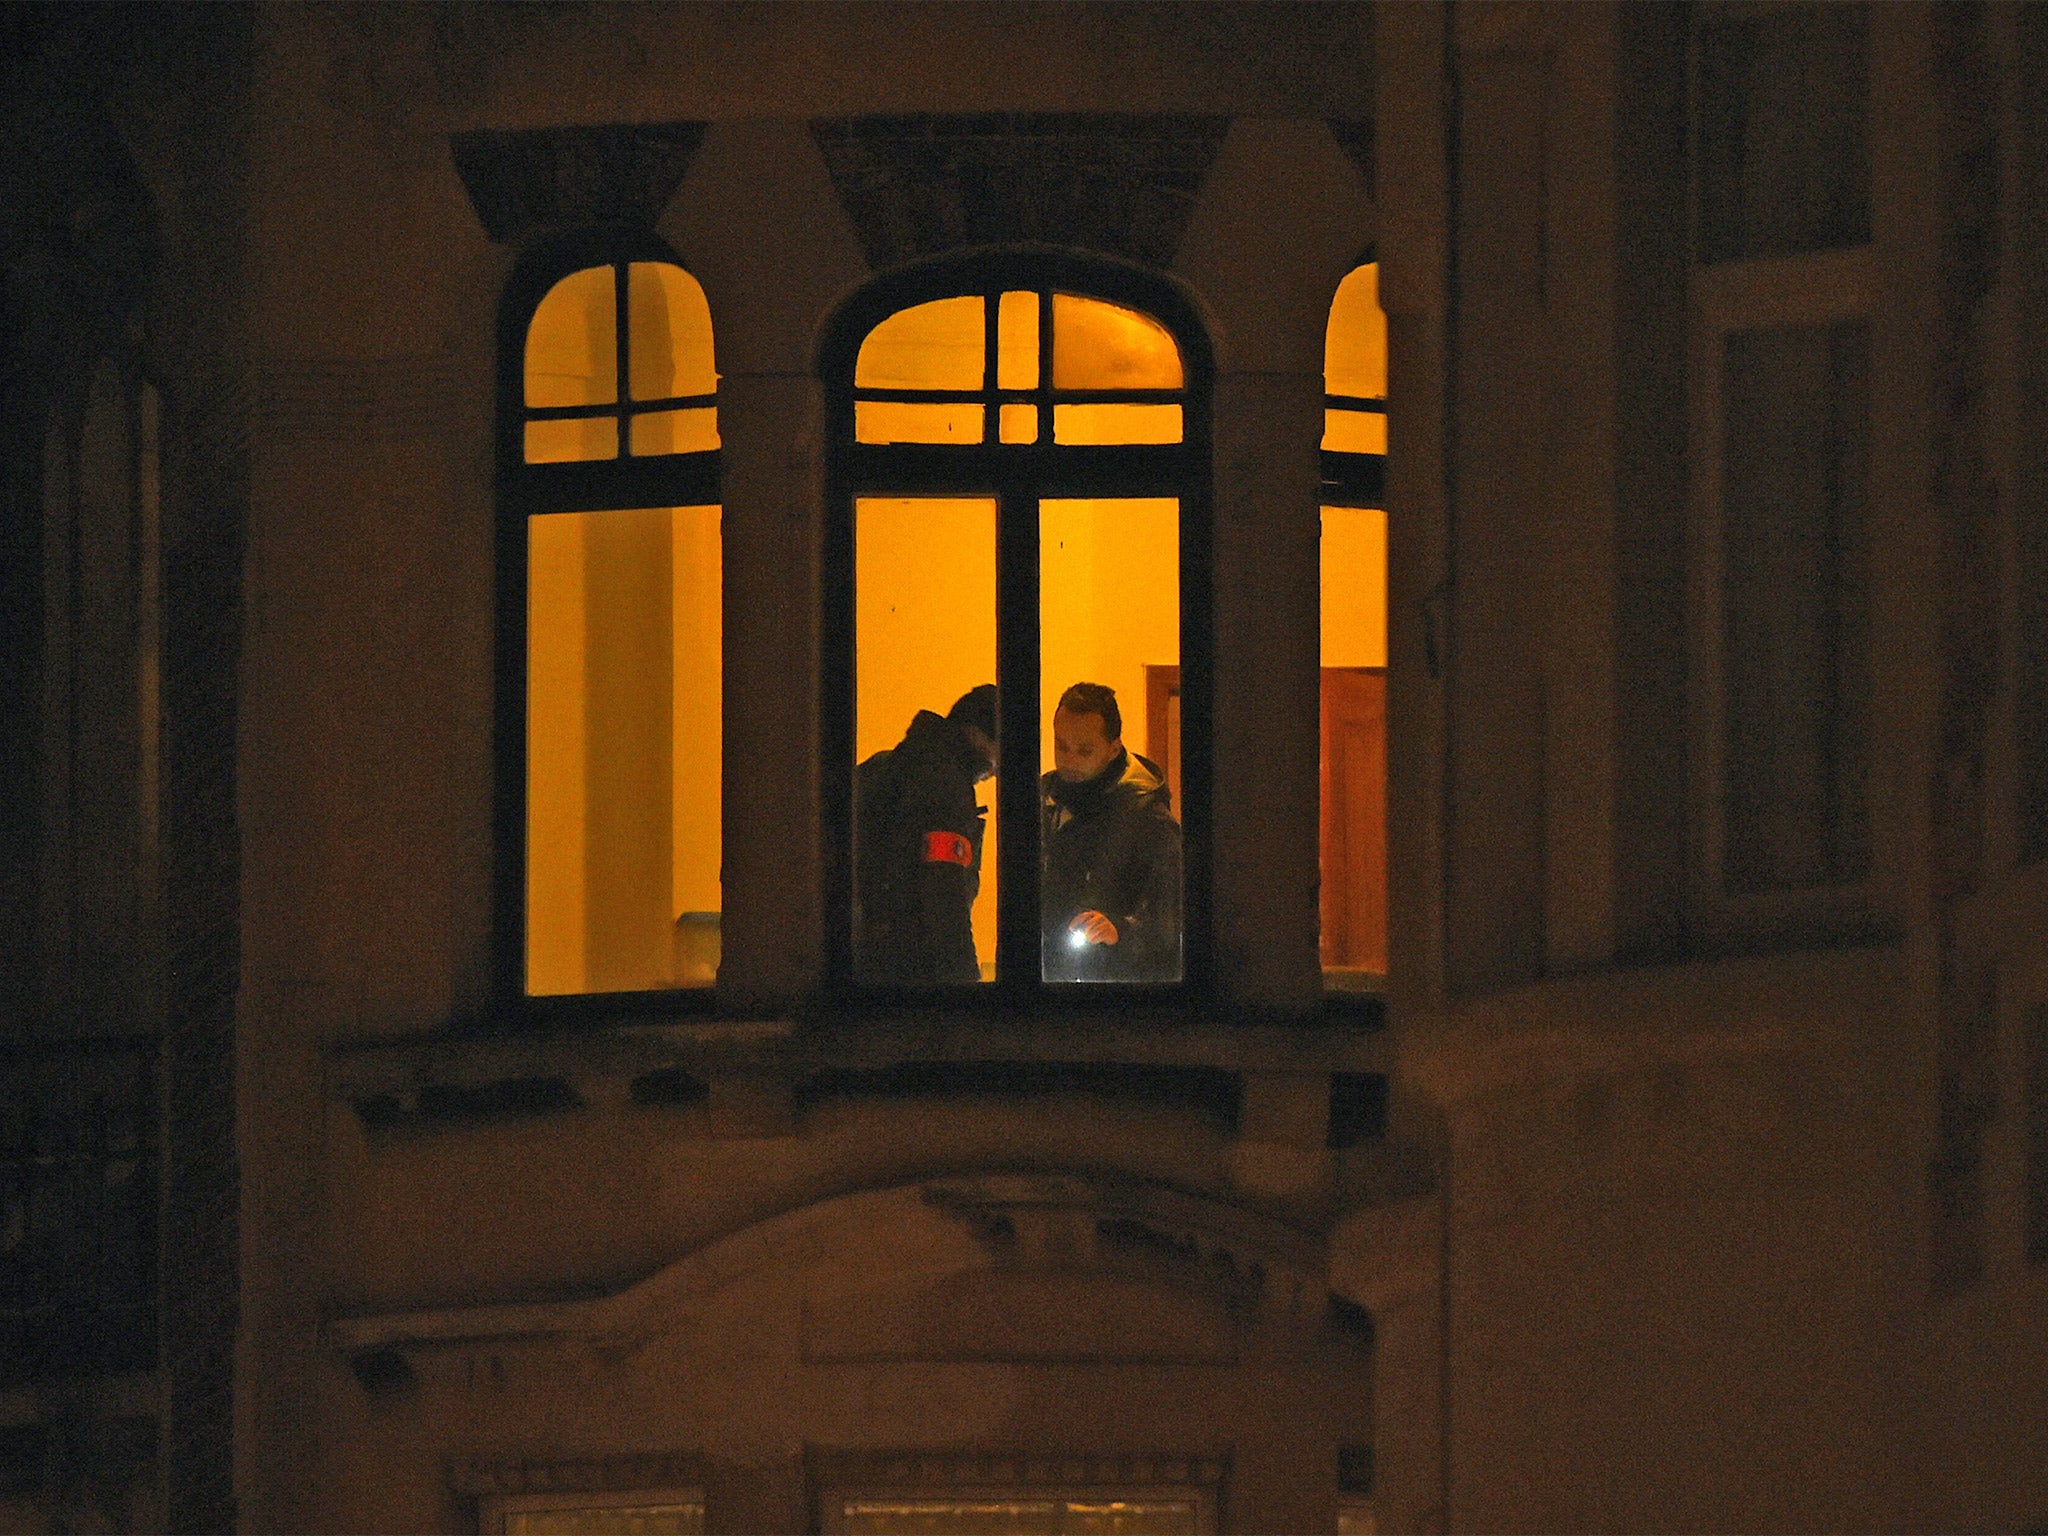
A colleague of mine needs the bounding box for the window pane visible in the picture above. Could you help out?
[1322,408,1387,456]
[857,401,986,445]
[1325,263,1386,400]
[998,402,1039,444]
[627,262,717,401]
[630,407,720,456]
[526,265,617,408]
[1321,506,1388,980]
[854,497,998,985]
[1052,295,1183,390]
[856,296,986,390]
[1041,498,1182,984]
[1051,403,1181,445]
[525,415,618,464]
[998,290,1041,390]
[1721,320,1870,893]
[527,505,721,995]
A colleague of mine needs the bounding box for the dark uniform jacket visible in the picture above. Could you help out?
[854,710,986,985]
[1040,747,1183,982]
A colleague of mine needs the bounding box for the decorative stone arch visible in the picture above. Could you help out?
[329,1165,1441,1533]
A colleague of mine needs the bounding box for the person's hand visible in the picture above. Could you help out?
[1067,910,1119,946]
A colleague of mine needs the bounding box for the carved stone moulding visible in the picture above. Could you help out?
[449,121,708,244]
[448,1451,710,1498]
[809,113,1232,272]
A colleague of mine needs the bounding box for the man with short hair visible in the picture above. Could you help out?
[1041,681,1183,982]
[854,684,998,985]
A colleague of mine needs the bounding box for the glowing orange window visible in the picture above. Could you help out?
[835,269,1205,995]
[523,261,718,464]
[511,248,723,1002]
[1320,262,1388,987]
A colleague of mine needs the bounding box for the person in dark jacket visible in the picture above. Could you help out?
[1041,681,1182,983]
[854,684,998,985]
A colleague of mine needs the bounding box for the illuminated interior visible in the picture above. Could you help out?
[1040,496,1180,780]
[1323,262,1387,455]
[1321,261,1390,982]
[848,283,1191,987]
[854,497,1000,979]
[521,252,722,998]
[524,261,719,464]
[855,290,1184,447]
[526,505,722,995]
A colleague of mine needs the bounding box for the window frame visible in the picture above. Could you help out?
[1320,255,1390,998]
[493,229,722,1017]
[818,251,1215,1009]
[1321,253,1388,513]
[1686,241,1876,946]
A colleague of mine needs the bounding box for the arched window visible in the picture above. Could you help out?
[1320,261,1388,985]
[823,255,1211,998]
[498,239,722,1003]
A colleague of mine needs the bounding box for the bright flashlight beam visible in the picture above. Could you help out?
[1068,928,1089,950]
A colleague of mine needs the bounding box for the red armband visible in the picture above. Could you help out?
[922,830,973,867]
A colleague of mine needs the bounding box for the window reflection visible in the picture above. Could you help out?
[526,505,721,994]
[1041,499,1183,983]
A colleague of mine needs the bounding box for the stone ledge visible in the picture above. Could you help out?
[326,1012,1393,1126]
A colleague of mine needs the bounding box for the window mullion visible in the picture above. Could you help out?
[995,485,1041,992]
[613,263,630,450]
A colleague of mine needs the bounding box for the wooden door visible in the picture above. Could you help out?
[1320,667,1386,973]
[1147,666,1385,975]
[1144,664,1182,810]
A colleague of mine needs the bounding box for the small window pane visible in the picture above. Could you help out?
[856,296,986,390]
[630,407,720,457]
[1325,263,1386,400]
[526,265,617,408]
[504,1503,704,1536]
[1041,497,1182,984]
[854,497,999,985]
[999,403,1039,444]
[1052,294,1183,390]
[998,290,1041,390]
[1322,408,1387,456]
[1052,403,1182,445]
[628,262,717,401]
[857,400,986,445]
[527,505,721,995]
[1721,319,1870,893]
[525,415,618,464]
[833,1498,1200,1535]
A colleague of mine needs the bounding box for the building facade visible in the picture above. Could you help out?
[3,3,2048,1532]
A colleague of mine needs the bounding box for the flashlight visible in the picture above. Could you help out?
[1068,928,1089,950]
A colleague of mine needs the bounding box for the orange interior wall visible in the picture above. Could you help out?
[527,505,721,995]
[1039,498,1181,771]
